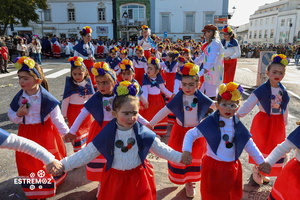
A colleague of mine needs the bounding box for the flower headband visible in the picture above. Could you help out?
[119,59,133,71]
[182,48,190,53]
[68,56,84,67]
[271,54,290,66]
[173,50,180,57]
[180,63,199,76]
[178,56,186,63]
[91,62,115,82]
[120,49,128,54]
[135,46,143,51]
[218,82,244,101]
[82,26,92,34]
[110,46,119,53]
[141,25,149,31]
[14,56,40,78]
[150,48,156,53]
[147,57,160,65]
[221,25,232,34]
[113,81,139,96]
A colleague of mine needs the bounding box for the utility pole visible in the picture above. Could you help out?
[112,0,117,41]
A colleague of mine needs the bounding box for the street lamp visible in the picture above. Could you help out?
[39,10,44,37]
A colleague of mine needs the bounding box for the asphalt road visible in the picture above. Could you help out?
[0,57,299,200]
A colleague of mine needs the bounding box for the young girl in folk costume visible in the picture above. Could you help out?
[182,82,266,200]
[221,25,241,83]
[138,25,156,60]
[182,48,193,63]
[160,51,179,93]
[57,81,183,200]
[195,24,224,99]
[73,26,96,87]
[0,40,9,73]
[119,48,130,61]
[259,125,300,200]
[8,57,69,199]
[132,46,147,85]
[51,36,61,58]
[173,55,186,94]
[105,46,122,77]
[0,128,63,176]
[237,54,290,182]
[140,57,174,136]
[119,59,149,108]
[61,57,95,152]
[65,62,116,186]
[148,63,214,198]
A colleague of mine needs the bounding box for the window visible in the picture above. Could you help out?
[259,30,262,38]
[44,9,51,22]
[250,21,253,26]
[270,29,274,38]
[260,19,263,25]
[254,31,257,38]
[272,17,275,24]
[205,13,214,25]
[121,4,145,22]
[98,8,106,21]
[281,19,285,26]
[255,20,258,26]
[161,13,170,32]
[264,30,268,38]
[249,31,252,39]
[68,9,75,21]
[185,13,195,32]
[265,18,269,25]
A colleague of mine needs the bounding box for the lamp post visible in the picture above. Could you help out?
[112,0,117,41]
[288,21,292,44]
[39,10,44,37]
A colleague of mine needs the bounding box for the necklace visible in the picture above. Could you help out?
[183,98,198,111]
[115,137,136,153]
[219,120,235,149]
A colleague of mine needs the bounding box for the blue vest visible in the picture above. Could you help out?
[142,73,164,88]
[84,92,107,127]
[10,87,60,125]
[62,77,94,99]
[253,79,289,116]
[73,40,95,57]
[0,128,10,146]
[221,38,239,49]
[92,119,156,171]
[196,111,251,160]
[166,90,212,126]
[134,56,147,64]
[287,126,300,149]
[164,60,177,72]
[105,56,122,70]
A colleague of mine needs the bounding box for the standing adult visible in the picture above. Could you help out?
[29,38,42,65]
[16,38,27,57]
[294,45,300,66]
[73,26,96,87]
[196,24,224,99]
[221,25,241,83]
[138,25,156,59]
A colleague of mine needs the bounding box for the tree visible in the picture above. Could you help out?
[0,0,48,35]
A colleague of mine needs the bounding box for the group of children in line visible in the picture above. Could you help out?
[1,25,299,200]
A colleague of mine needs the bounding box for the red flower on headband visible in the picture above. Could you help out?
[221,91,232,100]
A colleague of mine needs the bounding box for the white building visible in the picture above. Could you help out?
[248,0,300,46]
[7,0,113,39]
[151,0,229,41]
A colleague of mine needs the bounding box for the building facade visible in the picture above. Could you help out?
[6,0,229,42]
[248,0,300,46]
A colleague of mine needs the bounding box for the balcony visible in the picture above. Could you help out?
[118,19,146,27]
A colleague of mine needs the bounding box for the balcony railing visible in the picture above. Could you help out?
[118,19,146,27]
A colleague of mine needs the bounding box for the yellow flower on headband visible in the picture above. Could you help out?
[185,63,194,69]
[148,57,159,64]
[189,65,199,76]
[92,62,110,76]
[226,82,239,92]
[23,58,35,69]
[116,85,129,96]
[271,54,290,66]
[120,81,131,87]
[219,84,227,94]
[218,82,243,101]
[141,25,149,30]
[231,89,241,101]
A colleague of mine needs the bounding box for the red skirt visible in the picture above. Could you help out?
[52,44,61,58]
[140,94,167,135]
[98,160,156,200]
[201,155,243,200]
[67,104,92,152]
[16,119,67,199]
[249,112,286,176]
[268,158,300,200]
[223,59,237,83]
[144,50,151,60]
[86,120,109,181]
[165,72,176,93]
[168,122,205,184]
[134,67,145,86]
[83,59,96,88]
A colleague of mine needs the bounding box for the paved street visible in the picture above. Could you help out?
[0,58,299,200]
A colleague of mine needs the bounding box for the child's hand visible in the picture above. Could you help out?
[144,102,149,109]
[258,162,271,174]
[171,93,176,99]
[16,104,28,117]
[64,133,76,144]
[181,151,193,165]
[45,159,64,176]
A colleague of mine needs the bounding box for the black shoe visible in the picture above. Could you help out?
[1,70,4,73]
[4,70,9,73]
